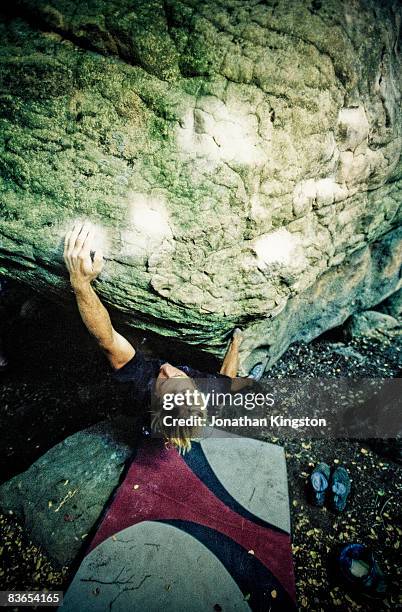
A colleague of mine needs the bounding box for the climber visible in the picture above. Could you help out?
[63,221,254,453]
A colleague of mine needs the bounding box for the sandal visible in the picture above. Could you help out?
[309,462,331,507]
[330,466,351,512]
[338,543,387,599]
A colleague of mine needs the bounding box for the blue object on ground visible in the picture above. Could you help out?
[338,543,387,599]
[330,466,351,512]
[310,462,331,507]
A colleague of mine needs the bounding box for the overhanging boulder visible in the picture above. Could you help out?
[0,0,401,370]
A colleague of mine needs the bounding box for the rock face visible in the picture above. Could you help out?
[0,0,401,370]
[378,287,402,317]
[0,417,137,567]
[347,309,400,338]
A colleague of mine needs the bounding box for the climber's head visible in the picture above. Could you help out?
[151,363,205,453]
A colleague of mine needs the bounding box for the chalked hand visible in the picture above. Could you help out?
[64,221,104,288]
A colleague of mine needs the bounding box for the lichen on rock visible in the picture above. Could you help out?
[0,0,401,369]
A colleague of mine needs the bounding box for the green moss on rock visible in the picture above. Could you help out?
[0,1,401,365]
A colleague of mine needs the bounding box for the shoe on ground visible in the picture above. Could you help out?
[309,462,331,507]
[330,466,351,512]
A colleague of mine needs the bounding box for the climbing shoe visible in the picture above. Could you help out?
[330,466,351,512]
[309,462,331,507]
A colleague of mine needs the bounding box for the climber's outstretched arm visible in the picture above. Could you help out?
[64,221,135,370]
[220,330,253,390]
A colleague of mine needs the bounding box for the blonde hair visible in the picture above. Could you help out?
[150,377,205,454]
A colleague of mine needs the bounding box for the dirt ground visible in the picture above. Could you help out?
[0,292,401,611]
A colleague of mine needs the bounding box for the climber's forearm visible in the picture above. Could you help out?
[71,280,135,369]
[71,281,114,352]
